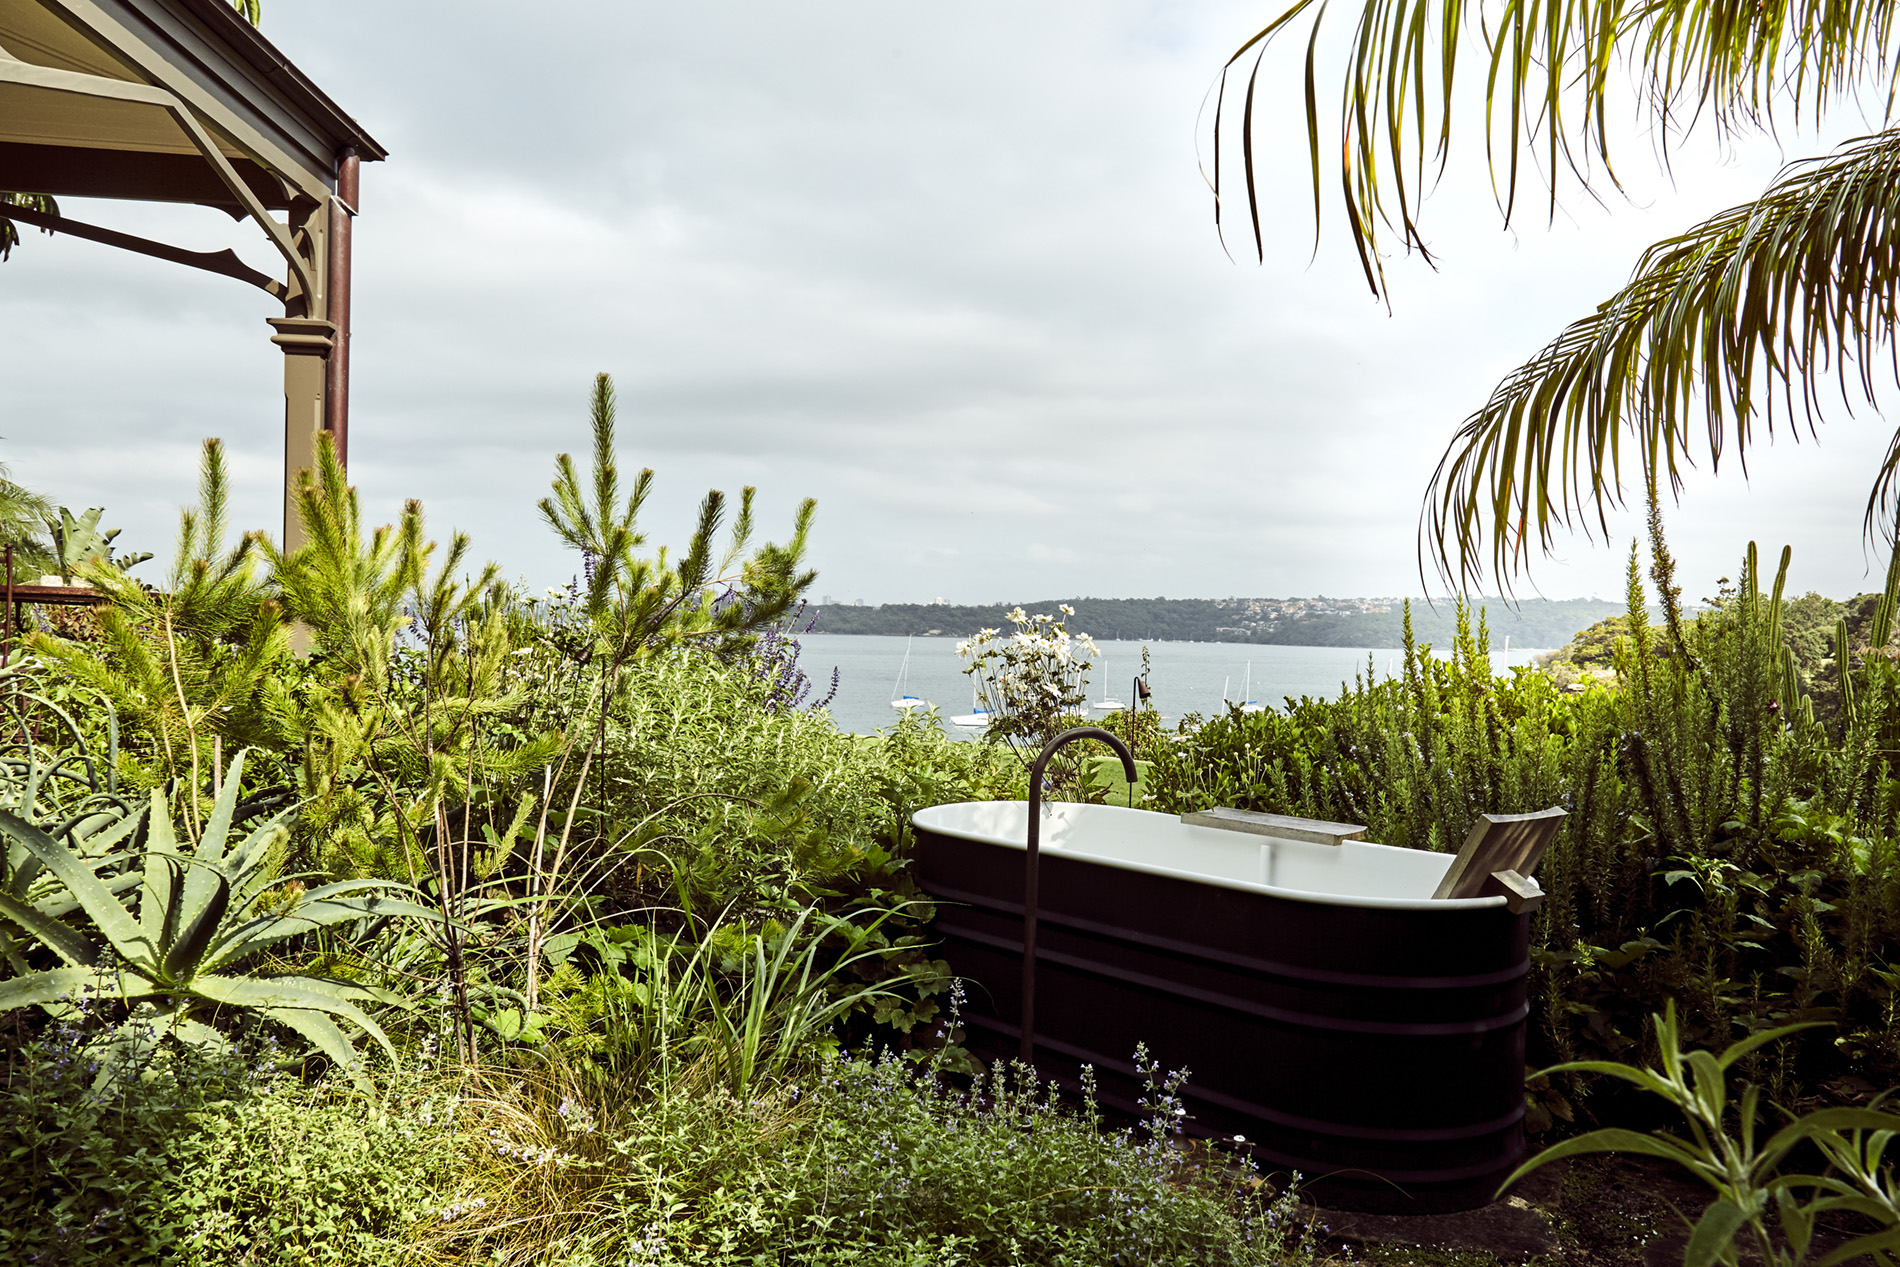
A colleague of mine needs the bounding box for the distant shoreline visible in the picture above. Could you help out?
[802,596,1625,651]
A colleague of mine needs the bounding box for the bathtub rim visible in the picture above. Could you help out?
[912,800,1510,912]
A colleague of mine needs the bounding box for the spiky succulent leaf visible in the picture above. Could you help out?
[262,1006,374,1091]
[139,790,179,950]
[0,964,161,1011]
[175,815,221,937]
[188,973,398,1066]
[0,807,151,967]
[0,889,100,968]
[6,840,43,900]
[225,818,291,914]
[162,867,229,982]
[205,892,443,974]
[154,1007,233,1054]
[34,866,140,915]
[194,749,247,871]
[57,803,144,858]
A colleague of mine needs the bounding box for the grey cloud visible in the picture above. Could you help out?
[1,0,1883,605]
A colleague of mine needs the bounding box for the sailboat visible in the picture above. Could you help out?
[1090,655,1124,713]
[1237,661,1265,713]
[950,684,993,731]
[890,637,928,711]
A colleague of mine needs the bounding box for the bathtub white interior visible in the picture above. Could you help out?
[911,800,1506,911]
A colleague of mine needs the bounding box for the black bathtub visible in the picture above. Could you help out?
[912,800,1531,1214]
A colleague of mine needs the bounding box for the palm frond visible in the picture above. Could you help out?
[1215,0,1900,297]
[1422,127,1900,587]
[0,192,58,264]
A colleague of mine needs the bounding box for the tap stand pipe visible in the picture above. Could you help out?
[1021,726,1137,1063]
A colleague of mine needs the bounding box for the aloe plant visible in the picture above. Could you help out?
[0,751,441,1085]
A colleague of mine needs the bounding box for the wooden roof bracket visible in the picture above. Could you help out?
[0,48,318,303]
[0,197,281,293]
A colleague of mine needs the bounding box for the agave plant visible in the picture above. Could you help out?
[0,751,442,1084]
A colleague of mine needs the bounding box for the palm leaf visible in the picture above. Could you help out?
[1422,128,1900,586]
[1212,0,1893,298]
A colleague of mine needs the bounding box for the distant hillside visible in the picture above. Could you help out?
[806,596,1628,650]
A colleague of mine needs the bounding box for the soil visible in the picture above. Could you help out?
[1305,1154,1879,1266]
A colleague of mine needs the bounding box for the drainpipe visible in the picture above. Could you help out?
[324,146,358,467]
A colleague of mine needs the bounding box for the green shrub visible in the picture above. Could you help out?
[1510,1004,1900,1267]
[779,1051,1317,1266]
[0,1008,459,1267]
[451,1047,1317,1267]
[166,1073,461,1267]
[591,648,893,912]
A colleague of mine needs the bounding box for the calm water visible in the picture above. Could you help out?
[791,634,1550,737]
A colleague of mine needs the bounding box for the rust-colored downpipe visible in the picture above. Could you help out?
[323,146,358,465]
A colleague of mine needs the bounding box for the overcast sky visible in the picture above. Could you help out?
[2,1,1893,605]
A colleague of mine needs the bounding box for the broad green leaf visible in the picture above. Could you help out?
[1717,1021,1830,1071]
[1499,1128,1710,1193]
[1817,1226,1900,1267]
[1767,1108,1900,1144]
[1684,1199,1751,1267]
[1534,1058,1681,1101]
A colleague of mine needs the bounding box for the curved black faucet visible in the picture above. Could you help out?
[1020,726,1139,1063]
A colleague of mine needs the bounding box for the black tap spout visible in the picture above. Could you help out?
[1020,726,1138,1063]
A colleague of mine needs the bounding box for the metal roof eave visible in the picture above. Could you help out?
[163,0,385,162]
[2,0,383,210]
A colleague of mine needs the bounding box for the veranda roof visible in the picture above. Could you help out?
[0,0,385,545]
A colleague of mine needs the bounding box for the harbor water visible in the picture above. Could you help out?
[791,634,1549,737]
